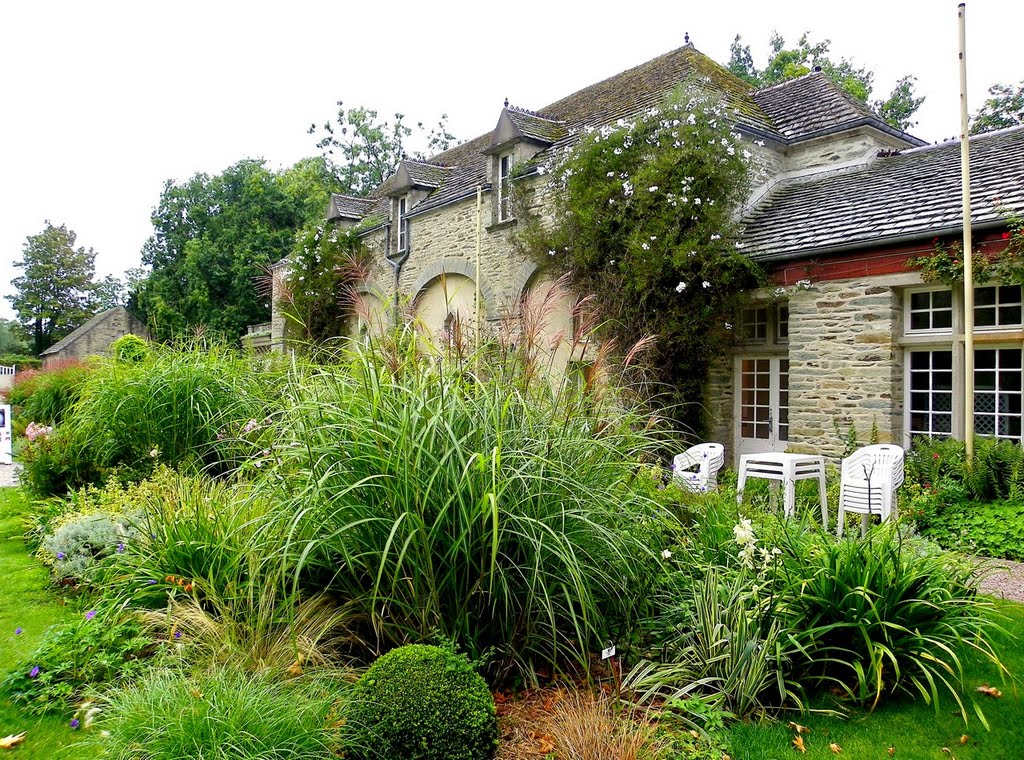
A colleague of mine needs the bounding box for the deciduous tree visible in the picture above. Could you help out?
[132,158,336,341]
[728,32,924,131]
[8,222,99,354]
[310,102,455,195]
[970,81,1024,135]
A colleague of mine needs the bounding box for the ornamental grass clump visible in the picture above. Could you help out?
[89,666,340,759]
[344,644,497,760]
[256,335,662,678]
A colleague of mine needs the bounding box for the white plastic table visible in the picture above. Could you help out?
[737,452,828,525]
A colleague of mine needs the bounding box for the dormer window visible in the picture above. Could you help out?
[397,195,409,253]
[498,154,513,222]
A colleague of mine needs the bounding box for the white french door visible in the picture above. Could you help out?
[736,357,789,456]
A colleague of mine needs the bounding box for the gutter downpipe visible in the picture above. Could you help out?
[475,186,483,356]
[384,221,410,328]
[959,3,975,458]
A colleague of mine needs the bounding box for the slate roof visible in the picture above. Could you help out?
[40,307,138,356]
[504,108,566,144]
[328,194,376,221]
[750,71,923,144]
[739,127,1024,261]
[336,43,921,225]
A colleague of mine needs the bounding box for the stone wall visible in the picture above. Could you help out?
[786,277,902,459]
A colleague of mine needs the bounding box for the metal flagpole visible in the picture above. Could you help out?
[958,3,975,459]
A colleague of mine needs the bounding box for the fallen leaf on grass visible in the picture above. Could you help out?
[0,733,26,750]
[788,722,811,734]
[975,684,1002,698]
[960,734,969,745]
[887,747,895,756]
[830,743,842,754]
[793,735,807,753]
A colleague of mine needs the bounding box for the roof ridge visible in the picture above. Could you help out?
[752,70,825,94]
[896,124,1024,157]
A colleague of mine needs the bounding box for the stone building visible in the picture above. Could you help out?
[40,306,148,367]
[270,41,1024,463]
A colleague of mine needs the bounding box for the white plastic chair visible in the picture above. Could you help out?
[836,444,905,537]
[672,443,726,493]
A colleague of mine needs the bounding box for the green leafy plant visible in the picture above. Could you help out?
[109,333,150,364]
[907,210,1024,286]
[773,523,1003,722]
[2,612,155,714]
[344,644,498,760]
[7,359,91,426]
[87,666,341,759]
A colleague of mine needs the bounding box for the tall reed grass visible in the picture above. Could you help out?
[254,331,664,678]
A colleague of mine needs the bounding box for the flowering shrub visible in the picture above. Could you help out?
[1,613,154,714]
[514,84,765,431]
[24,421,53,441]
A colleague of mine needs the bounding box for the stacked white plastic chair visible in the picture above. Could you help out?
[672,443,726,493]
[836,444,905,537]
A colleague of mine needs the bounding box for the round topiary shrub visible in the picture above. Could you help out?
[346,644,498,760]
[110,334,150,364]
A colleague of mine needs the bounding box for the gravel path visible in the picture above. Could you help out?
[976,557,1024,603]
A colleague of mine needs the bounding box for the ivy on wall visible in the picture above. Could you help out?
[513,85,765,433]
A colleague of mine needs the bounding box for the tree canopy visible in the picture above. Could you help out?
[310,102,456,196]
[7,222,105,354]
[970,81,1024,135]
[132,157,337,342]
[728,32,925,131]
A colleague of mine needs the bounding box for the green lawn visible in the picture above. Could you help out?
[728,600,1024,760]
[0,487,90,758]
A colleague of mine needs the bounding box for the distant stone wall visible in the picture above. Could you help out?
[43,310,148,367]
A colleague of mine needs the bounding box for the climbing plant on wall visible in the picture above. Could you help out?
[907,211,1024,286]
[514,84,765,433]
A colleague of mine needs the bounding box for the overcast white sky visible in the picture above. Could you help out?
[2,0,1022,321]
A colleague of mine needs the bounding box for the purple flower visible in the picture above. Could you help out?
[116,543,125,554]
[85,610,96,621]
[15,627,22,635]
[29,666,39,678]
[69,718,80,729]
[56,552,65,560]
[146,579,157,585]
[174,631,182,639]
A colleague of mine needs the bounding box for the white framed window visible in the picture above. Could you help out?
[906,287,953,334]
[397,195,409,253]
[906,349,954,438]
[498,153,513,222]
[974,285,1023,329]
[902,285,1024,445]
[738,302,787,345]
[974,347,1023,440]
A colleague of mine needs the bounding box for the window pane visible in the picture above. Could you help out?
[975,287,996,306]
[933,290,953,308]
[976,307,996,327]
